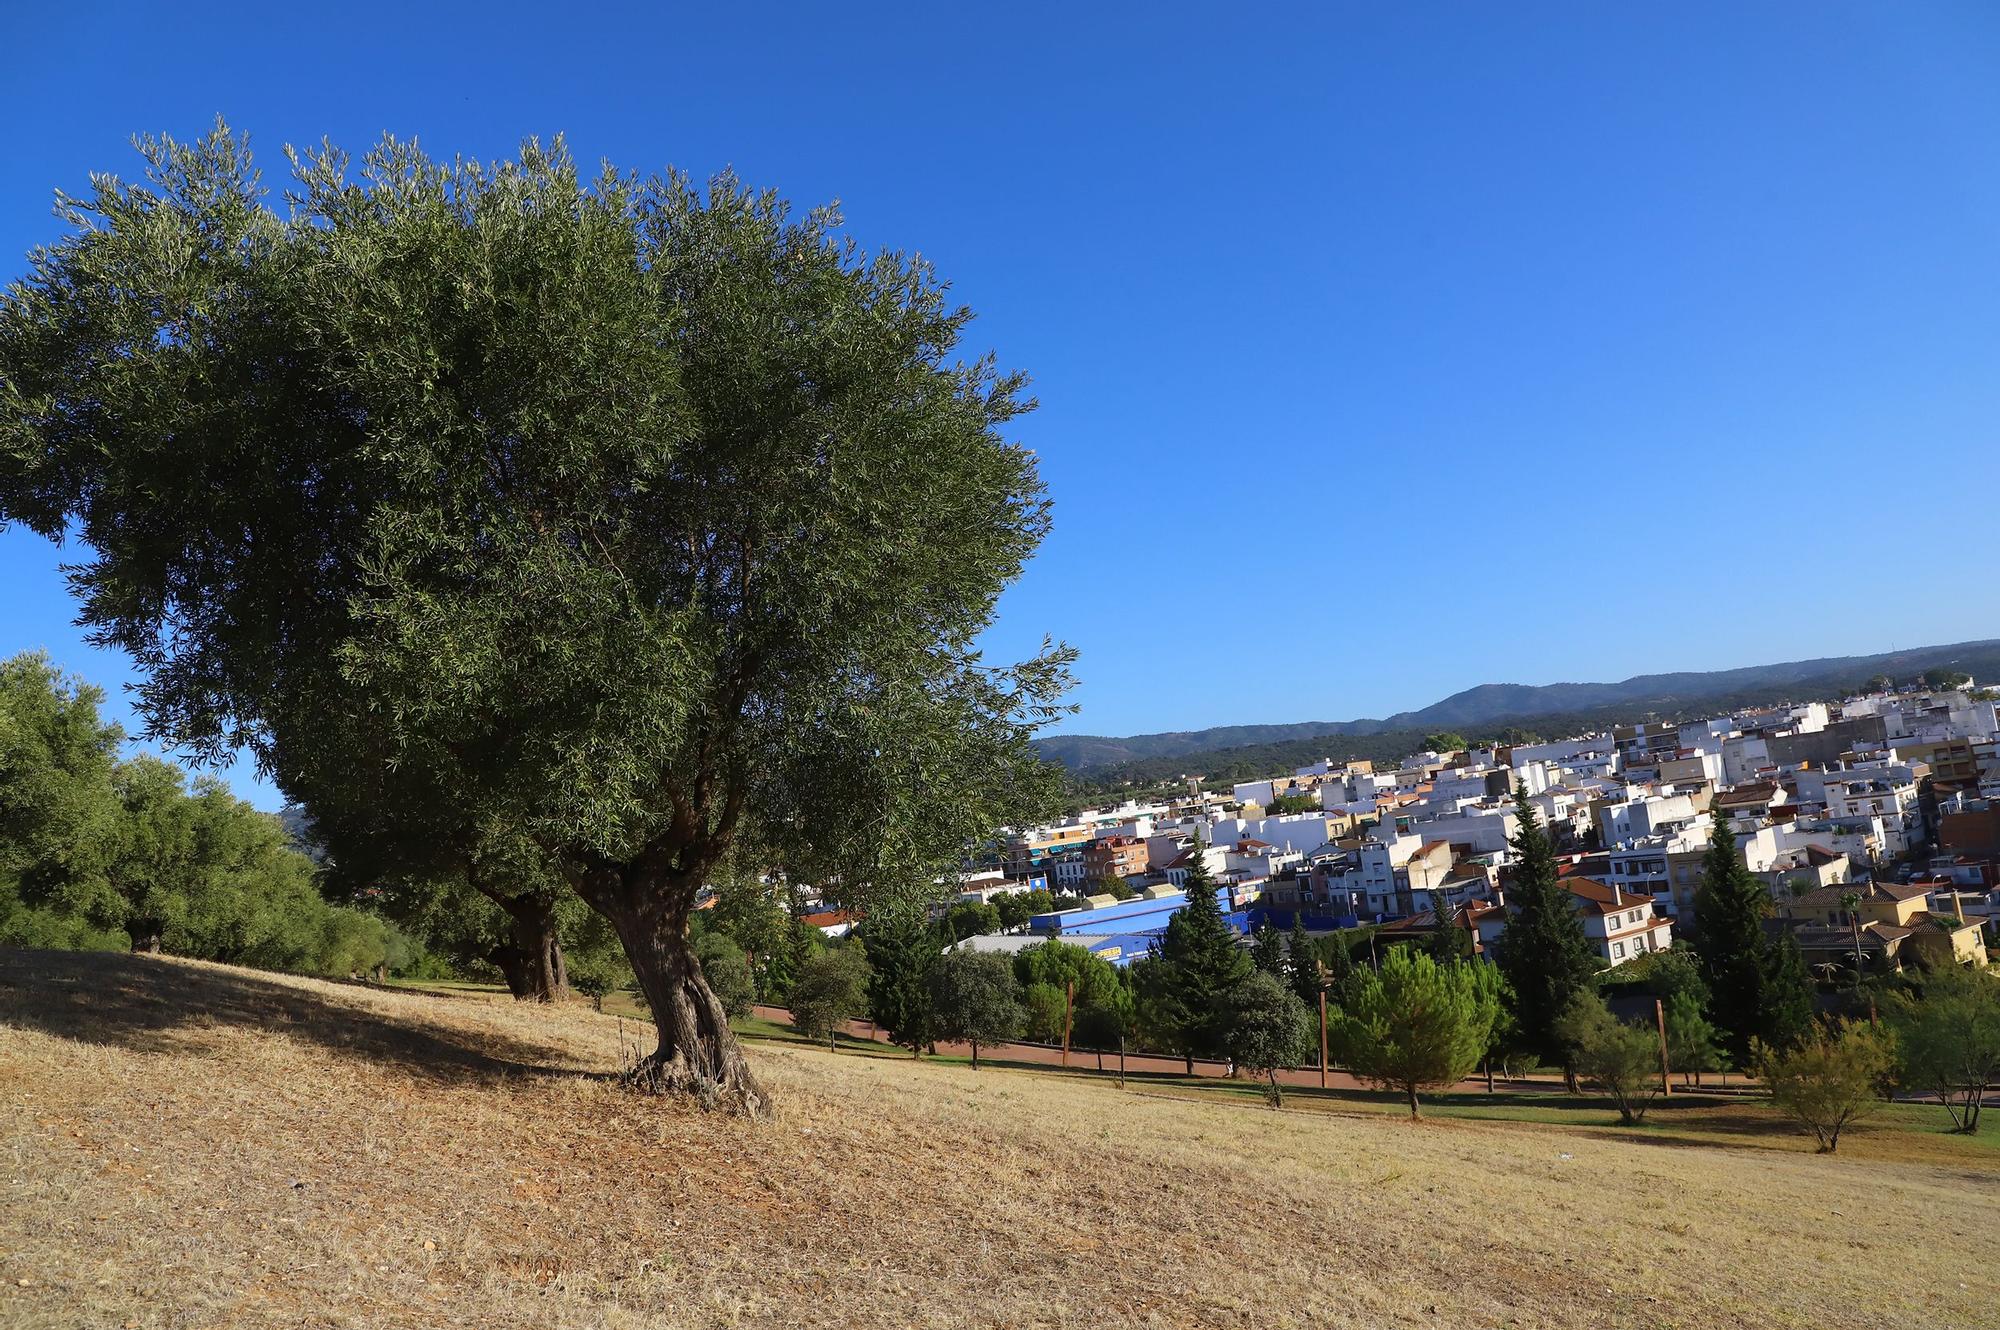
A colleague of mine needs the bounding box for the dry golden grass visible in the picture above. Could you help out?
[4,948,1997,1330]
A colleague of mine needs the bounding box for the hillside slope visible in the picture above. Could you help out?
[4,949,1997,1329]
[1038,637,2000,771]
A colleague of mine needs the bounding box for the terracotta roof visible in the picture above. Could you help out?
[1788,880,1930,909]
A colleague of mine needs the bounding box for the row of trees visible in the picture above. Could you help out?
[0,653,406,975]
[831,850,1511,1112]
[1759,962,2000,1152]
[1490,788,1812,1081]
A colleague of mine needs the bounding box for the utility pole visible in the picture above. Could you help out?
[1654,997,1671,1094]
[1061,980,1074,1068]
[1318,988,1328,1089]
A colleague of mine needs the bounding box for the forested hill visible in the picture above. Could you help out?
[1039,638,2000,778]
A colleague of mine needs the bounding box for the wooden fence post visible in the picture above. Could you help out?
[1318,989,1328,1089]
[1062,980,1074,1068]
[1654,997,1671,1094]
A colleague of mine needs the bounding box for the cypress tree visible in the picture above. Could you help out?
[1152,839,1253,1068]
[1323,930,1355,988]
[1760,932,1816,1054]
[1250,921,1284,975]
[860,908,939,1055]
[1495,784,1597,1065]
[1692,810,1785,1065]
[1286,918,1322,1010]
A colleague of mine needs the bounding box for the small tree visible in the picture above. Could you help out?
[1663,990,1722,1088]
[789,946,871,1051]
[1763,1022,1894,1154]
[1098,875,1137,901]
[1225,972,1314,1106]
[1557,994,1664,1124]
[992,892,1028,931]
[1886,964,2000,1134]
[1423,732,1469,754]
[1332,949,1502,1118]
[930,949,1024,1069]
[940,899,1003,943]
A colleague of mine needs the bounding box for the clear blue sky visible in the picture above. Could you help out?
[5,2,2000,809]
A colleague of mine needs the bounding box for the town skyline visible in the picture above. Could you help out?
[6,4,2000,777]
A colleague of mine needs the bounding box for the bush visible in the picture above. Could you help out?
[1763,1021,1894,1154]
[1556,994,1664,1124]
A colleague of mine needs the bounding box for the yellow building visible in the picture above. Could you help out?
[1777,881,1987,972]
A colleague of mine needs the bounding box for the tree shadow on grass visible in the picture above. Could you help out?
[0,947,592,1088]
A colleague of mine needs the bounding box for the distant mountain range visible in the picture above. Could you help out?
[1036,639,2000,773]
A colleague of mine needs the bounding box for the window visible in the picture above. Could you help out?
[1612,941,1626,959]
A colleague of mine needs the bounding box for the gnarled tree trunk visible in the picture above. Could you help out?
[477,886,568,1003]
[588,874,769,1117]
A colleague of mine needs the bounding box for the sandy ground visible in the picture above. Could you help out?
[5,948,1998,1330]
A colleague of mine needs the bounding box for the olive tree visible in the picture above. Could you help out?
[0,126,1069,1114]
[1763,1021,1894,1154]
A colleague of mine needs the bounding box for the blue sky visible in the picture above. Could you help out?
[5,3,2000,809]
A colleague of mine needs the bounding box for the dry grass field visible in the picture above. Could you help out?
[4,949,1998,1330]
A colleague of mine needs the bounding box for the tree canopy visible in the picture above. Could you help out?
[1332,947,1502,1118]
[0,125,1072,1113]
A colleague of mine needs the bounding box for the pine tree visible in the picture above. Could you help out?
[1331,948,1503,1118]
[1250,922,1284,975]
[1152,840,1253,1070]
[1494,785,1597,1065]
[1323,930,1355,989]
[860,908,939,1055]
[1692,810,1781,1065]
